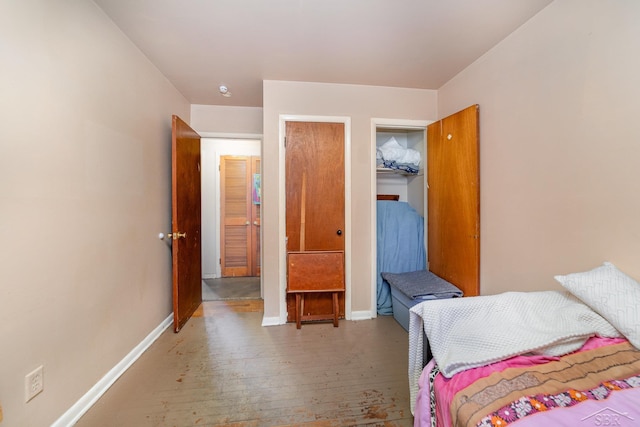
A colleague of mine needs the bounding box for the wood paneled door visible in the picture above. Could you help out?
[285,121,346,322]
[427,105,480,297]
[220,155,261,277]
[171,115,202,332]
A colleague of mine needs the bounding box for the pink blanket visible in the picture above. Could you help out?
[414,337,640,427]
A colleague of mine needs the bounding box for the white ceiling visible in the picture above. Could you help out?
[94,0,553,107]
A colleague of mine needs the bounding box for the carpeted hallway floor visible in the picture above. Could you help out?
[202,276,261,300]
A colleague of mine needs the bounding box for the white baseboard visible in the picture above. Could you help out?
[262,311,374,325]
[351,310,375,321]
[52,314,173,427]
[261,315,284,326]
[202,274,218,279]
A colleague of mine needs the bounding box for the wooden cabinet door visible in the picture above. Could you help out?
[427,105,480,297]
[285,121,345,321]
[220,155,261,277]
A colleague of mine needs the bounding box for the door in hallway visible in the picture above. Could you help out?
[171,115,202,332]
[220,155,261,277]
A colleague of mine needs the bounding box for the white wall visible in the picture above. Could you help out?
[261,81,437,323]
[438,0,640,294]
[0,1,189,425]
[201,139,261,279]
[191,104,263,135]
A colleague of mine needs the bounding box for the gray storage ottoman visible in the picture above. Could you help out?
[382,270,463,332]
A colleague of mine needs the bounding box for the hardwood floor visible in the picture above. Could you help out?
[76,300,413,426]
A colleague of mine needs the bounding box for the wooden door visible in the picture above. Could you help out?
[171,115,202,332]
[220,156,260,277]
[285,121,345,321]
[427,105,480,297]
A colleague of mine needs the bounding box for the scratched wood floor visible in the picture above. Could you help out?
[76,300,413,426]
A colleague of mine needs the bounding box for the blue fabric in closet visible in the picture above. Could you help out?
[376,201,426,315]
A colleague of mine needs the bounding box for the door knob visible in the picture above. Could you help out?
[159,232,186,240]
[253,221,259,225]
[336,229,342,236]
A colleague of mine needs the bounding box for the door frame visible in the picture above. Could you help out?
[370,118,431,318]
[278,115,352,323]
[200,132,264,288]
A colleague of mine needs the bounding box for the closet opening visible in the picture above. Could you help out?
[372,105,481,320]
[371,120,429,317]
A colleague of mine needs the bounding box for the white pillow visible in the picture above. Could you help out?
[555,262,640,348]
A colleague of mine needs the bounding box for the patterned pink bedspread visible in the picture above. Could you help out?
[414,337,640,427]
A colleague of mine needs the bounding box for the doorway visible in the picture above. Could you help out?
[201,137,262,300]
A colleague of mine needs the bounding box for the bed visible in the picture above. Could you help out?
[408,262,640,427]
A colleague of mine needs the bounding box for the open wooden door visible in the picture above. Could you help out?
[427,105,480,297]
[285,121,345,321]
[172,115,202,332]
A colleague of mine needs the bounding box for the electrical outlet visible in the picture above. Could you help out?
[25,365,44,402]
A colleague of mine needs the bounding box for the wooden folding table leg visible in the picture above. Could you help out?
[295,293,302,329]
[332,292,339,327]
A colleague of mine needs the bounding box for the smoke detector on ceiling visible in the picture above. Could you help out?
[218,85,232,97]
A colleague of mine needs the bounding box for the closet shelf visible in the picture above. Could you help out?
[376,167,423,177]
